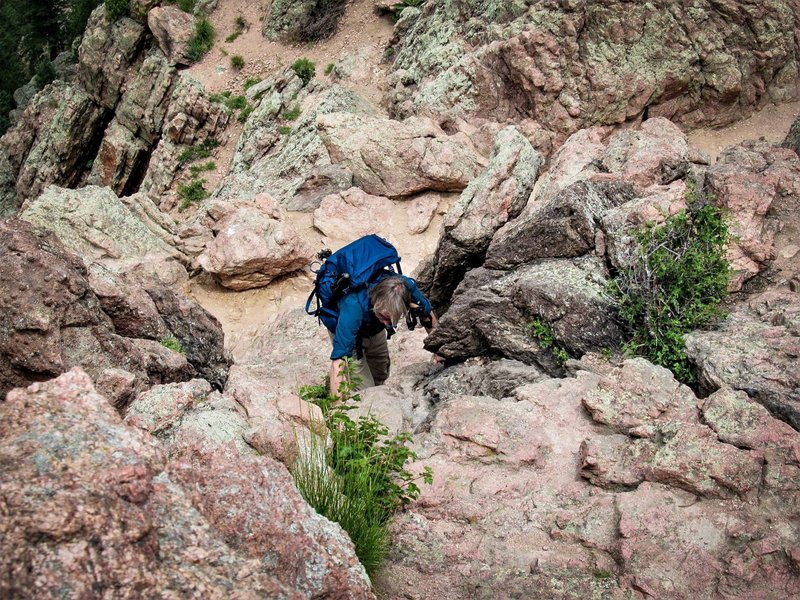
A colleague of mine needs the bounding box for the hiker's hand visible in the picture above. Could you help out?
[431,353,445,364]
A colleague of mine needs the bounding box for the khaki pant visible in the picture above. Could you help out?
[329,330,390,389]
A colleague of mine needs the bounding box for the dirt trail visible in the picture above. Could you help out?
[184,0,800,352]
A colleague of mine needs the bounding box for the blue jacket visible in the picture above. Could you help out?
[328,275,432,360]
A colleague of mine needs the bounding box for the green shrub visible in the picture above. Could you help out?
[292,361,431,575]
[160,336,184,354]
[291,58,315,86]
[34,59,56,90]
[282,103,301,121]
[237,104,253,122]
[228,94,247,109]
[105,0,130,20]
[225,16,247,43]
[608,184,730,384]
[189,160,216,177]
[178,138,220,164]
[528,317,570,365]
[324,62,335,75]
[172,0,196,12]
[178,179,209,211]
[187,17,215,62]
[243,77,262,90]
[278,125,292,135]
[393,0,425,18]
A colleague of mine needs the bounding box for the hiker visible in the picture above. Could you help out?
[305,235,438,397]
[328,273,438,396]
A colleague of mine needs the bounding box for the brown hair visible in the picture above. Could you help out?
[370,276,410,325]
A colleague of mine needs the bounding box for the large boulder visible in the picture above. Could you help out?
[21,185,185,268]
[705,140,800,290]
[313,187,395,239]
[147,6,195,66]
[685,289,800,430]
[388,0,799,143]
[0,220,189,402]
[317,113,485,198]
[415,126,540,310]
[196,195,315,290]
[0,82,106,203]
[0,368,373,599]
[377,358,800,599]
[424,257,623,373]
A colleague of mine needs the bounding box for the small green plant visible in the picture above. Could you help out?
[178,138,220,164]
[243,77,262,90]
[230,55,245,70]
[189,161,216,177]
[160,336,185,354]
[172,0,196,12]
[187,17,215,62]
[237,104,253,122]
[282,103,301,121]
[225,17,247,43]
[291,58,315,87]
[608,184,730,384]
[278,125,292,135]
[105,0,130,20]
[178,179,209,210]
[292,360,432,575]
[34,59,56,90]
[324,62,335,75]
[393,0,426,17]
[528,317,570,364]
[382,46,396,61]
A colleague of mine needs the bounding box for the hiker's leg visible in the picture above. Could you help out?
[328,332,374,390]
[362,330,390,386]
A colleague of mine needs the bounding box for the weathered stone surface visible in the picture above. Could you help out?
[415,126,539,310]
[86,119,151,195]
[388,1,799,142]
[318,112,485,198]
[0,148,18,216]
[0,368,373,599]
[0,82,106,203]
[379,358,800,599]
[147,6,195,66]
[581,358,697,436]
[197,195,314,290]
[485,179,634,270]
[405,191,441,234]
[78,6,147,109]
[221,83,375,207]
[706,140,800,290]
[262,0,318,40]
[685,289,800,430]
[424,359,548,403]
[701,387,800,466]
[291,164,354,211]
[313,187,395,239]
[425,257,622,372]
[21,185,185,266]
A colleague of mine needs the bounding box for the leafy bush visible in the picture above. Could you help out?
[105,0,130,20]
[282,103,301,121]
[324,62,335,75]
[278,125,292,135]
[178,179,209,210]
[187,17,215,62]
[168,0,196,12]
[34,59,56,90]
[393,0,426,17]
[237,104,253,122]
[291,58,315,87]
[528,317,570,364]
[243,77,262,90]
[160,336,184,354]
[608,185,730,384]
[292,361,431,575]
[178,138,219,164]
[189,160,216,177]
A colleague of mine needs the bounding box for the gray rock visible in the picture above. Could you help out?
[415,126,540,310]
[147,6,195,66]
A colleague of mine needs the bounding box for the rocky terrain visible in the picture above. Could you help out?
[1,0,800,598]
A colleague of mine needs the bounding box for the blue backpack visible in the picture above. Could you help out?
[305,235,403,330]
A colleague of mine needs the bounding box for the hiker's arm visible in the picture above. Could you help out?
[423,311,438,334]
[329,359,344,398]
